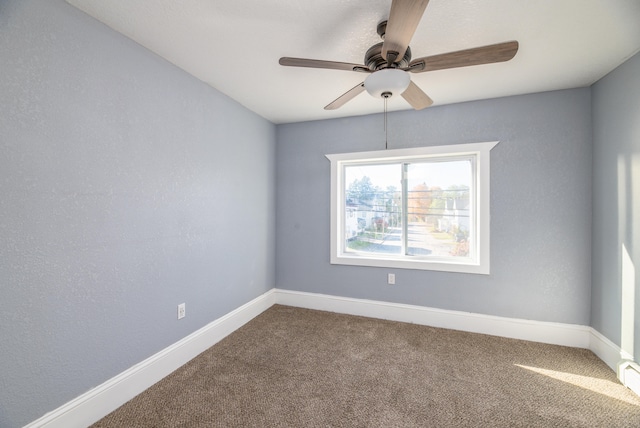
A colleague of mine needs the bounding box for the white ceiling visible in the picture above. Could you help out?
[65,0,640,124]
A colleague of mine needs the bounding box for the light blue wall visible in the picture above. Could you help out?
[591,52,640,362]
[0,1,275,426]
[276,89,592,325]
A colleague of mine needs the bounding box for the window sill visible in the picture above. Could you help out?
[331,253,489,275]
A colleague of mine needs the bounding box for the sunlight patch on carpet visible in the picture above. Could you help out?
[515,364,639,406]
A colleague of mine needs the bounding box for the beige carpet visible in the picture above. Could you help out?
[92,305,640,427]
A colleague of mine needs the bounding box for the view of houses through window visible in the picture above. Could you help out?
[343,159,473,260]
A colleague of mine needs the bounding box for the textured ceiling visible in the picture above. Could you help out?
[65,0,640,124]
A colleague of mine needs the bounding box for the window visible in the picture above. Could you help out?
[326,142,497,274]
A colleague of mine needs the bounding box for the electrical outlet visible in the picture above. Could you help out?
[387,273,396,285]
[177,303,186,320]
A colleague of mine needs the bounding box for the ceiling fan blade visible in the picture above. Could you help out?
[382,0,430,64]
[401,80,433,110]
[324,82,366,110]
[408,41,519,73]
[279,57,370,73]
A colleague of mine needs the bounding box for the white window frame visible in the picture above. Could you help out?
[326,141,498,275]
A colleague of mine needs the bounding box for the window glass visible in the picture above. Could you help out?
[405,160,473,259]
[344,164,402,255]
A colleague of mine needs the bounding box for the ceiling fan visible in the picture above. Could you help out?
[279,0,519,111]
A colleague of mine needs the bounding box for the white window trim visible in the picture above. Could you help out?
[326,141,498,275]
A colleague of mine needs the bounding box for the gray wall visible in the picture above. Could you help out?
[0,1,275,426]
[276,89,592,325]
[591,52,640,362]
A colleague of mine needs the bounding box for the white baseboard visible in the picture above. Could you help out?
[274,289,592,348]
[589,327,630,371]
[25,289,276,428]
[26,287,638,427]
[619,360,640,397]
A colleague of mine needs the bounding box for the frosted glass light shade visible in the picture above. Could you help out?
[364,69,410,99]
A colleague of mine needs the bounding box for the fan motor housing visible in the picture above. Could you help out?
[365,42,412,71]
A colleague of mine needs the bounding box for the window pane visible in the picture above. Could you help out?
[344,164,402,255]
[406,160,472,258]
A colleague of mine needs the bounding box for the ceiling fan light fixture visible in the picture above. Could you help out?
[364,69,410,99]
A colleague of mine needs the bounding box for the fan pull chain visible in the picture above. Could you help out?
[384,95,388,150]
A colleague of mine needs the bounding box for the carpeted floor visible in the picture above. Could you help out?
[92,305,640,427]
